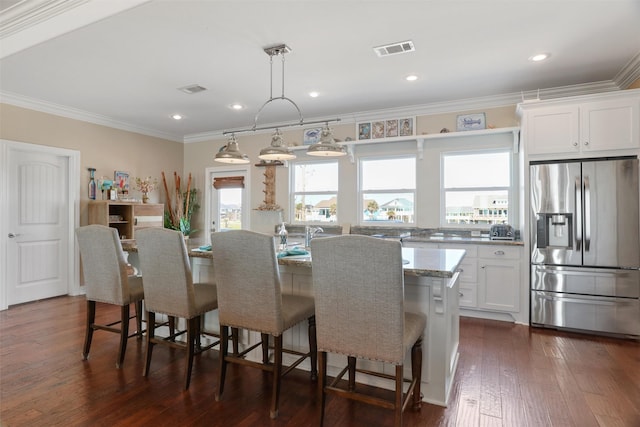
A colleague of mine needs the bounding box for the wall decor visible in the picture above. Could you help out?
[399,118,414,136]
[358,122,371,140]
[114,171,129,194]
[456,113,486,131]
[372,121,385,139]
[303,127,322,145]
[385,119,398,137]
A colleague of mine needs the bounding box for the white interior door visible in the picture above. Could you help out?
[6,148,70,305]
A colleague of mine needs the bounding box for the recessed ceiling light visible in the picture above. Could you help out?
[405,75,418,81]
[172,114,183,120]
[230,103,244,110]
[529,53,550,62]
[309,91,319,98]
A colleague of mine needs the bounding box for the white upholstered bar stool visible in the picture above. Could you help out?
[211,229,317,419]
[75,225,144,368]
[310,235,427,427]
[136,227,219,390]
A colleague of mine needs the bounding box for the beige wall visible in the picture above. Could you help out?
[0,103,183,226]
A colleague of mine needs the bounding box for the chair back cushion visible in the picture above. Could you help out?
[211,230,284,335]
[76,225,130,305]
[311,235,405,364]
[136,228,195,318]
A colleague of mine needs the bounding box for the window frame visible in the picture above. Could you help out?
[440,148,514,229]
[289,159,340,224]
[358,154,417,226]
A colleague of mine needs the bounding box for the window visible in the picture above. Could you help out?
[292,161,339,223]
[442,150,511,226]
[359,156,416,224]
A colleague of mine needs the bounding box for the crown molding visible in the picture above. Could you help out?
[1,80,623,145]
[0,90,182,142]
[614,50,640,89]
[0,0,152,59]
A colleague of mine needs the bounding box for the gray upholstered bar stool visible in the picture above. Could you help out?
[136,227,219,390]
[75,224,144,368]
[211,229,317,419]
[311,235,427,427]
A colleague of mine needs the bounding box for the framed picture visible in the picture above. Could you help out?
[385,119,398,137]
[372,121,385,139]
[303,127,322,145]
[358,122,371,140]
[399,117,414,136]
[114,171,129,194]
[456,113,486,131]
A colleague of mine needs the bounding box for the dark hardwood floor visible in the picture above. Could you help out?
[1,296,639,426]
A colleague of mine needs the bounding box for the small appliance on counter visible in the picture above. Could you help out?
[489,224,515,241]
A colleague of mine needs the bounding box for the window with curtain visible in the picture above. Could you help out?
[212,175,245,230]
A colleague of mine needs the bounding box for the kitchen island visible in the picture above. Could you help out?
[188,245,465,407]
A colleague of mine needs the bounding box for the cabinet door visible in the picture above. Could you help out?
[526,106,579,155]
[581,98,640,152]
[478,258,520,312]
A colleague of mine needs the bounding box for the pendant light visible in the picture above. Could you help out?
[214,134,250,164]
[307,124,347,157]
[259,129,296,161]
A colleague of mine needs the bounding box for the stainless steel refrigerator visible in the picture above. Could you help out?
[530,157,640,338]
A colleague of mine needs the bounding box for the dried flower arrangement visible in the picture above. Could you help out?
[161,171,199,237]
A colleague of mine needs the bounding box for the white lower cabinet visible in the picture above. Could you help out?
[477,246,521,312]
[405,241,523,315]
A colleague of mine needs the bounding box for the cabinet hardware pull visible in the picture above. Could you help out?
[459,292,464,297]
[572,142,578,147]
[584,141,589,146]
[494,250,505,255]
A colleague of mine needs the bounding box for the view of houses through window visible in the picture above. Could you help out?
[442,150,511,225]
[292,161,339,222]
[360,156,416,224]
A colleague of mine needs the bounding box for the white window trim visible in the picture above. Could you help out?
[439,148,513,229]
[289,159,339,225]
[358,154,417,227]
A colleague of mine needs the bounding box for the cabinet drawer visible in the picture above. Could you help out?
[438,243,477,258]
[478,245,520,260]
[456,258,477,283]
[459,285,477,308]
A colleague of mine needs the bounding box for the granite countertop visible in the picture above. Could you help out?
[404,235,524,246]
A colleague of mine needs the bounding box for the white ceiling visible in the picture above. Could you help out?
[1,0,639,142]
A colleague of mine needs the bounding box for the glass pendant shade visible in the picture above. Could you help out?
[307,125,347,157]
[214,135,250,164]
[258,129,296,161]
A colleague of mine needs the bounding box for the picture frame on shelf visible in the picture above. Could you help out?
[358,122,371,140]
[385,119,398,137]
[399,117,414,136]
[303,127,322,145]
[456,113,486,131]
[372,121,385,139]
[114,171,129,194]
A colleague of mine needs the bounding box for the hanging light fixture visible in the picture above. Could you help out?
[219,43,341,163]
[307,123,347,157]
[214,134,250,164]
[259,129,296,160]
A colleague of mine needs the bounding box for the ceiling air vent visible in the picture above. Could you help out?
[373,40,415,57]
[178,84,207,94]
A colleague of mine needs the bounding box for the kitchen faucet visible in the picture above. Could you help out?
[305,226,324,249]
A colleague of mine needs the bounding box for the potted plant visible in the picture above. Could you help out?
[161,172,199,238]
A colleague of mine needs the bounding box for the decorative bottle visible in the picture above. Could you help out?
[88,168,97,200]
[278,222,288,252]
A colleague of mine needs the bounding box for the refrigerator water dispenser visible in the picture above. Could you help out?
[536,213,573,248]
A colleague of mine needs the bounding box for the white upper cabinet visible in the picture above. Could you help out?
[519,90,640,157]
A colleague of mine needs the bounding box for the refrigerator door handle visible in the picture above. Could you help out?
[575,177,582,251]
[584,175,591,251]
[538,294,618,306]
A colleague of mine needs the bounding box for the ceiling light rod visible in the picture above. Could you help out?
[222,44,340,136]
